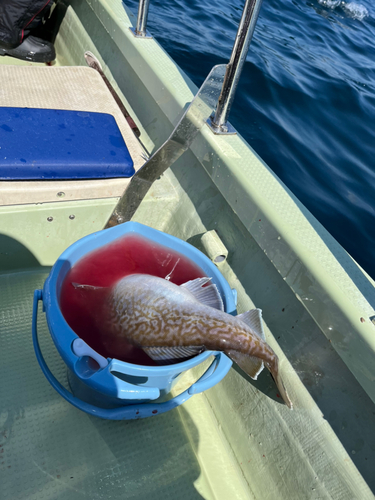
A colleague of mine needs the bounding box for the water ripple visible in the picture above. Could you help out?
[317,0,369,21]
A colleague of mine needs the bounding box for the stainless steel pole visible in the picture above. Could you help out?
[136,0,151,36]
[210,0,264,133]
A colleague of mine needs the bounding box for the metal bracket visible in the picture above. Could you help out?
[206,115,237,135]
[129,27,153,39]
[105,64,227,228]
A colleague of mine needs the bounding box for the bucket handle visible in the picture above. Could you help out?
[32,290,232,420]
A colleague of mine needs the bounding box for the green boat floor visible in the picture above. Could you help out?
[0,269,250,500]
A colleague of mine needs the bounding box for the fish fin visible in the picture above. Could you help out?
[226,350,264,380]
[72,282,104,290]
[236,309,265,341]
[181,277,224,311]
[266,360,293,409]
[143,346,204,364]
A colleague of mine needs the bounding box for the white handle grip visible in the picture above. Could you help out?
[72,338,108,369]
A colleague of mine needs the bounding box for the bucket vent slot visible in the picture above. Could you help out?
[111,371,149,385]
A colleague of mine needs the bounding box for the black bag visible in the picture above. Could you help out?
[0,0,54,48]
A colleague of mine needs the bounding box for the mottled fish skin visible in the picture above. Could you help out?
[108,274,292,408]
[109,275,268,357]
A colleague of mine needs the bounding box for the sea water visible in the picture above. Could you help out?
[125,0,374,279]
[59,234,206,365]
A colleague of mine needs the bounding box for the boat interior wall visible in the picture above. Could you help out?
[61,0,197,149]
[129,154,375,492]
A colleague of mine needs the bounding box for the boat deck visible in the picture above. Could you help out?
[0,268,251,500]
[1,262,374,499]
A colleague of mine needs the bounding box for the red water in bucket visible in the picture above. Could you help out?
[60,234,207,366]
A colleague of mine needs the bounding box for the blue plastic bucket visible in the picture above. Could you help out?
[32,222,235,420]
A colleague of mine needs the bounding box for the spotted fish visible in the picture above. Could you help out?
[97,274,292,408]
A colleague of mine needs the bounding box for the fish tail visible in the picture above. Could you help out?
[266,358,293,409]
[225,350,264,380]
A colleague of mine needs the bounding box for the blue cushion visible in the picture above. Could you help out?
[0,107,135,180]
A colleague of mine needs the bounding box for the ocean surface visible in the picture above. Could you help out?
[127,0,374,279]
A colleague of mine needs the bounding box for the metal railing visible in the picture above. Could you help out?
[130,0,264,134]
[130,0,152,38]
